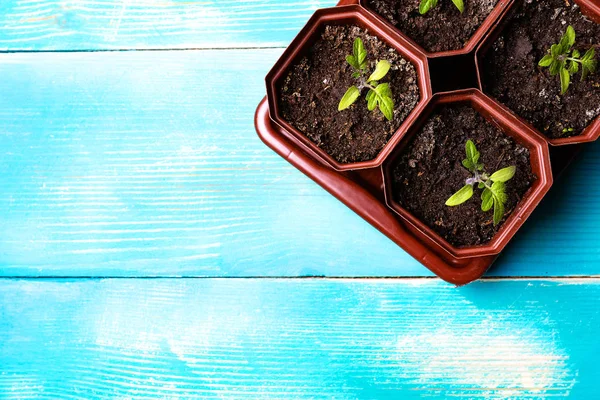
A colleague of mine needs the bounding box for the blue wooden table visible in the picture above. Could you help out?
[0,1,599,398]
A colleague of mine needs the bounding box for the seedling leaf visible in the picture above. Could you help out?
[375,82,392,98]
[419,0,438,14]
[493,198,504,226]
[446,184,474,206]
[551,44,562,58]
[583,47,595,61]
[353,38,367,69]
[490,181,507,203]
[378,94,394,121]
[338,86,360,111]
[582,48,597,81]
[451,0,465,13]
[346,55,359,70]
[568,60,580,75]
[481,188,493,212]
[462,159,475,170]
[465,140,480,166]
[560,67,570,94]
[490,166,516,182]
[549,60,563,76]
[368,60,391,83]
[564,25,576,48]
[419,0,463,14]
[538,55,553,67]
[366,89,377,111]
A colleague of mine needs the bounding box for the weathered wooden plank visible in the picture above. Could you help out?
[0,49,426,277]
[0,0,337,51]
[0,50,598,277]
[0,278,598,398]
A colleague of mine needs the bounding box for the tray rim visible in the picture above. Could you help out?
[255,97,495,286]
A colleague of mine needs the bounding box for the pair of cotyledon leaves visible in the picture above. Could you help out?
[419,0,464,15]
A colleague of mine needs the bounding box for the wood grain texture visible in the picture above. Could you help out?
[0,50,599,277]
[0,278,598,398]
[0,0,337,51]
[0,50,425,277]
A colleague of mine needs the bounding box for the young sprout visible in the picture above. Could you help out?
[445,140,516,226]
[338,38,395,121]
[419,0,464,15]
[539,25,597,94]
[562,127,574,135]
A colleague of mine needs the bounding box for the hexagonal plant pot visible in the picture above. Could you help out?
[265,5,431,171]
[382,89,553,259]
[476,0,600,145]
[359,0,514,57]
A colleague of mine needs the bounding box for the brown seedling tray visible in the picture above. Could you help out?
[255,0,591,284]
[256,95,580,285]
[256,97,496,285]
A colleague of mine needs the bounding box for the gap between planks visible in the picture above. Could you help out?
[0,46,286,54]
[0,276,598,282]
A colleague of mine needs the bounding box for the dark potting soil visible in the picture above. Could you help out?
[364,0,498,53]
[481,0,600,139]
[391,105,536,247]
[278,25,419,164]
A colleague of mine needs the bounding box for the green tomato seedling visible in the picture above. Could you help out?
[419,0,464,15]
[539,25,597,94]
[445,140,516,226]
[338,38,395,121]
